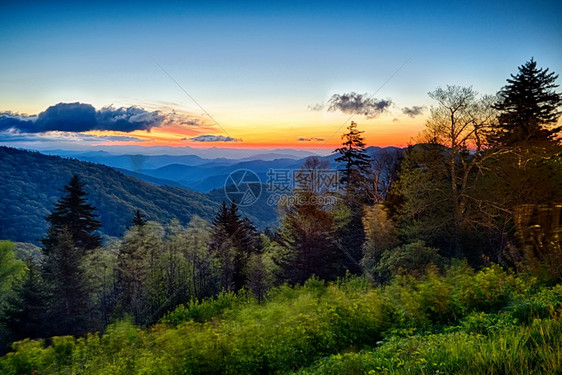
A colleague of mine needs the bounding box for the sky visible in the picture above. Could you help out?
[1,0,561,154]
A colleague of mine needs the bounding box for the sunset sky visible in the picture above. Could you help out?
[1,1,561,154]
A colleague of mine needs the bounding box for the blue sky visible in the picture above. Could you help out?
[1,0,561,151]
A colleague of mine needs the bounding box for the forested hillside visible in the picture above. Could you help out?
[0,147,222,243]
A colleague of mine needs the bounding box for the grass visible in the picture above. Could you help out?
[0,264,560,374]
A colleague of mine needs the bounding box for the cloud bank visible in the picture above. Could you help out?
[190,134,240,142]
[310,92,392,119]
[0,103,164,133]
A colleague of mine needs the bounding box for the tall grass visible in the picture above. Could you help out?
[0,264,560,374]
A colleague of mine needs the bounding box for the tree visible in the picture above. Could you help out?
[3,256,46,347]
[42,228,90,336]
[360,204,399,282]
[42,174,101,254]
[276,157,340,284]
[0,241,25,294]
[38,175,102,336]
[334,121,371,192]
[333,123,372,272]
[393,86,498,259]
[130,209,148,227]
[0,241,26,352]
[210,201,258,291]
[116,221,163,325]
[490,58,562,146]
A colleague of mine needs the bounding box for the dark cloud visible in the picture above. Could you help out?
[326,92,392,118]
[96,105,164,132]
[0,103,164,133]
[190,134,240,142]
[402,106,425,118]
[298,137,324,142]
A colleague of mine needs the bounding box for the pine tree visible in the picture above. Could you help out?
[116,222,163,325]
[334,121,371,191]
[333,122,372,273]
[130,209,148,227]
[490,58,562,146]
[42,174,101,253]
[5,257,48,341]
[210,201,258,291]
[279,195,339,284]
[43,228,89,336]
[39,175,102,336]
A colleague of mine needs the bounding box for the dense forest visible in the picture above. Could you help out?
[0,59,561,374]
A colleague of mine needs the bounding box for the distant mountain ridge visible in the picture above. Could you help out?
[42,146,403,192]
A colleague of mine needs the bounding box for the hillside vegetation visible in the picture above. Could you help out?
[0,264,560,374]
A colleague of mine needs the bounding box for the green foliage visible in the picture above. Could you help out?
[210,201,259,292]
[2,264,559,374]
[0,241,26,353]
[161,291,249,326]
[371,241,444,283]
[0,241,25,294]
[295,319,562,374]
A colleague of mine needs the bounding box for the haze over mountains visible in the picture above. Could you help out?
[41,146,402,192]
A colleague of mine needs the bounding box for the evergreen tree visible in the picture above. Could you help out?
[276,158,341,283]
[130,209,148,227]
[42,174,101,253]
[5,257,48,342]
[210,201,258,291]
[333,122,372,273]
[116,221,163,325]
[43,228,89,336]
[334,121,371,192]
[490,58,562,145]
[38,176,102,336]
[278,194,339,284]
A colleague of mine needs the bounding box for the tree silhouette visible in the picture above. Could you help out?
[130,209,148,227]
[490,58,562,146]
[334,121,371,191]
[42,174,101,253]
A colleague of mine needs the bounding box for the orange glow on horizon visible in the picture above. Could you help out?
[85,117,424,150]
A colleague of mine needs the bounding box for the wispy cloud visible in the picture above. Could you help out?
[0,129,145,143]
[297,137,324,142]
[190,134,241,142]
[402,106,425,118]
[307,103,325,111]
[161,109,206,127]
